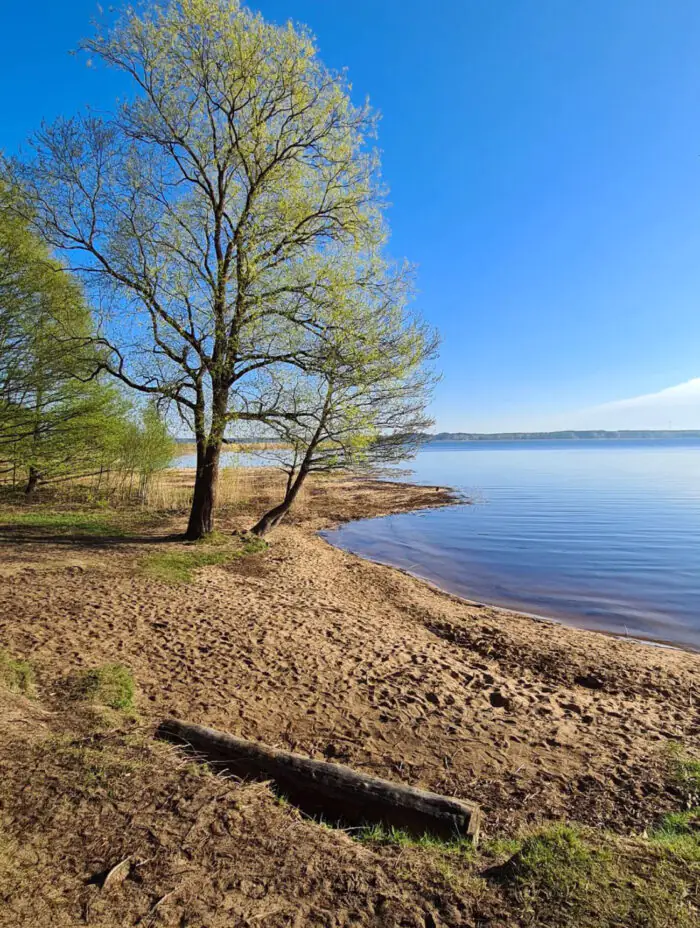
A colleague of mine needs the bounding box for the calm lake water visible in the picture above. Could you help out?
[322,440,700,652]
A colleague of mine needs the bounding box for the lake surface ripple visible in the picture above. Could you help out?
[322,440,700,652]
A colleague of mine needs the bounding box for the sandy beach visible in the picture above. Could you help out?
[1,475,697,839]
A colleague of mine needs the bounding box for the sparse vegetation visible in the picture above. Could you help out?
[68,663,135,711]
[355,822,474,854]
[0,508,126,536]
[670,746,700,806]
[490,823,699,928]
[46,736,141,797]
[140,535,267,584]
[0,649,34,694]
[647,747,700,862]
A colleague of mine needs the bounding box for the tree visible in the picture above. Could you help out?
[0,187,127,494]
[9,0,386,538]
[115,404,176,501]
[248,265,438,536]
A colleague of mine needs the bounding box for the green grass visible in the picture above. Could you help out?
[493,824,698,928]
[140,534,268,583]
[672,749,700,806]
[68,664,135,711]
[355,822,475,854]
[646,745,700,861]
[650,810,700,862]
[0,650,34,695]
[482,836,522,859]
[0,509,125,536]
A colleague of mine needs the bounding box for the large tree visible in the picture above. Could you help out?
[9,0,385,538]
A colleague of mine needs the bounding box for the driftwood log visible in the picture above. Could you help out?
[157,718,481,842]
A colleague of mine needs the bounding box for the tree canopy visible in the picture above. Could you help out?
[7,0,438,534]
[248,260,438,534]
[8,0,392,536]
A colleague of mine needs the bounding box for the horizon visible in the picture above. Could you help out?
[3,1,700,430]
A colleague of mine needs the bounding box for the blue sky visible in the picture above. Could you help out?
[3,1,700,430]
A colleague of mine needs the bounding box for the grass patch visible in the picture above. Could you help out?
[355,822,474,854]
[354,823,479,892]
[0,508,126,536]
[68,664,135,711]
[645,745,700,862]
[650,810,700,862]
[140,534,268,583]
[491,823,698,928]
[482,835,522,859]
[671,747,700,807]
[0,650,34,694]
[193,530,231,547]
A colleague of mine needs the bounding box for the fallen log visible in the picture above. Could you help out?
[156,718,481,842]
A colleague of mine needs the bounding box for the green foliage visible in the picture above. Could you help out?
[0,182,132,493]
[113,404,176,501]
[8,0,407,537]
[70,664,135,711]
[0,650,34,694]
[140,535,267,583]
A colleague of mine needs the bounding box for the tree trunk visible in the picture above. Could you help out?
[25,466,40,497]
[186,441,221,540]
[251,465,308,537]
[157,717,482,841]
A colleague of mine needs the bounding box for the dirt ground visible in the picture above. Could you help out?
[0,476,699,925]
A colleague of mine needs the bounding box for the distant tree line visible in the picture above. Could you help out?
[424,431,700,441]
[2,0,436,535]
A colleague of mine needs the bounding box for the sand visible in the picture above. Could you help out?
[1,475,698,835]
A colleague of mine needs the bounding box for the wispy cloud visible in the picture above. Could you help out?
[563,378,700,430]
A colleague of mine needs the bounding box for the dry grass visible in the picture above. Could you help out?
[0,464,310,518]
[143,466,312,515]
[174,441,289,455]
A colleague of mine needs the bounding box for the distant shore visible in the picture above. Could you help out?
[425,430,700,441]
[173,430,700,450]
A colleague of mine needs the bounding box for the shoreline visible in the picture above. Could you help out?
[321,536,699,657]
[318,477,700,657]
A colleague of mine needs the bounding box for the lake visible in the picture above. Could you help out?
[321,440,700,652]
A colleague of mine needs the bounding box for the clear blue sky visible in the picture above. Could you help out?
[3,1,700,430]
